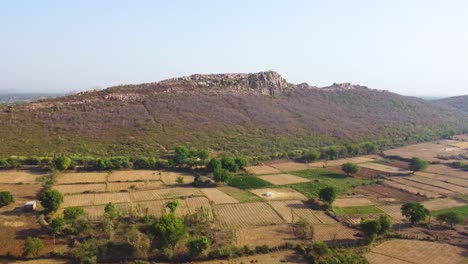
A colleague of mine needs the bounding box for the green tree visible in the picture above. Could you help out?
[0,191,14,207]
[221,157,239,172]
[133,157,156,169]
[401,202,430,225]
[436,212,464,228]
[188,236,211,257]
[378,215,392,235]
[293,216,314,240]
[319,187,336,207]
[23,236,43,257]
[310,241,331,260]
[207,158,222,172]
[362,142,377,154]
[193,174,202,187]
[345,143,360,156]
[410,157,428,171]
[234,156,249,169]
[152,213,187,249]
[109,156,131,169]
[341,162,360,176]
[52,156,72,170]
[64,206,85,223]
[93,158,112,171]
[360,219,381,244]
[165,200,179,213]
[40,189,64,212]
[173,145,189,165]
[104,202,121,220]
[50,217,65,249]
[327,146,339,160]
[213,168,231,183]
[198,149,210,161]
[125,225,151,259]
[304,149,320,162]
[176,176,184,184]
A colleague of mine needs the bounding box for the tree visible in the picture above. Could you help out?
[23,236,43,257]
[110,156,131,169]
[360,219,381,244]
[213,168,231,183]
[198,149,210,161]
[50,217,65,250]
[0,191,14,207]
[64,206,85,223]
[152,213,187,249]
[207,158,222,172]
[436,212,464,228]
[104,202,121,220]
[234,156,249,169]
[93,158,112,171]
[221,157,239,172]
[193,174,202,187]
[51,156,72,170]
[378,215,392,235]
[401,202,430,225]
[341,162,360,176]
[173,145,189,165]
[345,143,360,156]
[327,146,339,160]
[165,200,179,213]
[133,157,156,169]
[40,189,64,212]
[362,142,377,154]
[310,241,331,260]
[293,216,314,240]
[319,187,336,207]
[304,149,320,162]
[188,236,211,257]
[410,158,428,171]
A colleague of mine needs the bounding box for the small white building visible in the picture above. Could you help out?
[24,201,37,211]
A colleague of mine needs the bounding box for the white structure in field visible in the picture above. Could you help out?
[24,201,37,211]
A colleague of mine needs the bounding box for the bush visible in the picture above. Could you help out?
[23,236,43,257]
[40,189,64,212]
[207,158,222,172]
[0,191,14,207]
[255,245,269,254]
[234,156,249,169]
[133,157,156,169]
[109,156,131,169]
[213,168,231,183]
[436,211,464,228]
[341,162,360,175]
[188,236,211,257]
[410,157,428,171]
[51,156,72,170]
[64,206,85,223]
[221,157,239,172]
[318,187,336,206]
[152,213,187,249]
[304,149,320,162]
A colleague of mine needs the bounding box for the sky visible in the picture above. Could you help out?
[1,1,467,97]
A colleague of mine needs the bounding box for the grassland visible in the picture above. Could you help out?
[228,175,272,190]
[431,205,468,220]
[333,205,384,216]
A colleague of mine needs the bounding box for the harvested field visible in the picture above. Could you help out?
[214,202,285,229]
[0,183,42,207]
[185,196,213,216]
[309,156,381,168]
[407,175,468,194]
[130,187,203,202]
[201,188,239,204]
[389,177,454,195]
[338,213,383,225]
[312,224,357,242]
[334,196,375,207]
[106,181,164,192]
[257,173,310,185]
[56,172,108,184]
[377,204,405,222]
[354,185,426,203]
[245,164,282,175]
[62,193,95,207]
[108,170,160,182]
[14,259,71,264]
[415,171,468,188]
[359,163,412,174]
[327,166,385,179]
[422,198,466,211]
[384,180,440,198]
[448,141,468,149]
[251,188,307,200]
[216,186,262,203]
[367,252,416,264]
[160,171,194,185]
[426,165,468,180]
[268,161,310,172]
[269,200,336,224]
[384,141,468,162]
[94,192,132,205]
[235,224,299,247]
[0,170,43,183]
[54,183,106,194]
[368,239,466,264]
[199,250,305,264]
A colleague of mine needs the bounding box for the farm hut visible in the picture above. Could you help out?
[24,201,37,211]
[263,192,273,197]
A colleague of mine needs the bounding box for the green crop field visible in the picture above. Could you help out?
[333,205,384,216]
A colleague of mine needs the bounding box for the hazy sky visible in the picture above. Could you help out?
[1,1,467,96]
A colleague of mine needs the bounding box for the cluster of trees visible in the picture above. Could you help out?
[360,215,392,244]
[0,191,14,207]
[297,242,369,264]
[286,142,379,163]
[207,156,249,183]
[169,146,210,167]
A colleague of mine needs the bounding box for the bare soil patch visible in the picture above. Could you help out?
[415,171,468,188]
[268,200,336,224]
[106,181,163,192]
[422,198,466,211]
[408,175,468,194]
[309,155,381,168]
[108,170,160,182]
[312,223,357,242]
[384,140,468,162]
[368,239,466,264]
[198,250,305,264]
[334,196,375,207]
[327,166,385,179]
[56,172,108,184]
[359,163,412,174]
[354,185,426,203]
[201,188,239,204]
[130,187,203,202]
[235,224,300,247]
[245,164,282,175]
[0,170,44,184]
[251,188,307,200]
[426,165,468,180]
[214,202,285,229]
[160,171,195,185]
[54,183,106,194]
[268,161,311,172]
[257,174,310,185]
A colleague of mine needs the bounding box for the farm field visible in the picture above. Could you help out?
[107,170,160,182]
[422,198,466,211]
[425,165,468,180]
[384,178,443,198]
[106,181,164,192]
[312,223,357,242]
[200,188,239,204]
[384,140,468,162]
[0,170,44,184]
[54,183,106,194]
[268,200,336,224]
[216,186,262,203]
[234,224,299,247]
[268,161,311,172]
[250,188,307,200]
[359,163,412,174]
[198,250,305,264]
[214,202,285,229]
[376,204,406,223]
[367,239,466,264]
[334,196,375,207]
[333,205,384,216]
[245,164,282,175]
[308,155,381,168]
[353,185,426,203]
[56,172,108,184]
[407,175,468,194]
[257,173,310,185]
[160,171,194,185]
[327,166,385,179]
[415,171,468,188]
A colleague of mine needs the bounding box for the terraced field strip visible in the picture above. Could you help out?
[369,239,466,264]
[106,181,164,192]
[108,170,161,182]
[384,141,467,162]
[62,193,95,207]
[54,183,106,194]
[245,164,282,175]
[312,223,357,242]
[214,202,285,229]
[415,171,468,187]
[406,175,468,194]
[269,200,336,224]
[422,198,466,211]
[201,188,239,204]
[338,214,383,225]
[57,172,108,184]
[366,252,413,264]
[384,180,440,198]
[334,196,375,207]
[309,155,381,168]
[0,170,44,184]
[251,188,307,201]
[268,162,311,172]
[257,174,310,185]
[131,187,203,202]
[390,177,454,195]
[235,224,299,247]
[94,192,132,205]
[185,196,213,218]
[377,205,405,223]
[160,171,195,185]
[359,163,412,174]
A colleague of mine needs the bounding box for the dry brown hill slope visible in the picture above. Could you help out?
[0,71,467,157]
[436,95,468,113]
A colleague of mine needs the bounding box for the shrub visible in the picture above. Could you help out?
[341,162,360,175]
[63,206,85,223]
[410,157,428,171]
[0,191,14,207]
[40,189,64,212]
[152,213,187,249]
[255,245,269,254]
[436,211,464,228]
[234,156,249,169]
[188,236,211,257]
[221,157,239,172]
[51,156,72,170]
[213,168,231,183]
[133,157,156,169]
[318,187,336,206]
[109,156,131,169]
[207,158,222,172]
[23,236,43,257]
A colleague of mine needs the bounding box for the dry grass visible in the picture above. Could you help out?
[106,181,163,192]
[359,163,412,174]
[334,196,375,207]
[200,188,238,204]
[268,161,310,172]
[245,165,282,175]
[235,224,299,247]
[308,155,381,168]
[214,202,285,229]
[54,183,106,194]
[108,170,160,182]
[130,187,203,202]
[415,171,468,188]
[0,170,43,183]
[422,198,466,211]
[384,140,468,162]
[199,250,304,264]
[384,180,439,198]
[448,141,468,149]
[257,174,310,185]
[160,171,195,185]
[56,172,108,184]
[250,188,307,200]
[312,224,357,242]
[354,184,427,203]
[185,196,213,217]
[389,177,454,195]
[368,239,466,264]
[62,193,95,207]
[425,165,468,180]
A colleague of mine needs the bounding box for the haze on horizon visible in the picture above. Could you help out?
[1,0,467,97]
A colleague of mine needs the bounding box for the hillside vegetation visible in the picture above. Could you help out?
[0,71,467,157]
[437,95,468,113]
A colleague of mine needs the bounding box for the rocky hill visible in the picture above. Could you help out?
[1,71,467,157]
[436,95,468,113]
